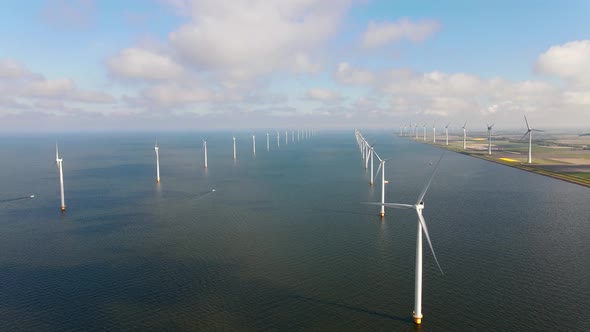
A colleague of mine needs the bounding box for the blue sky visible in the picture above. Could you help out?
[0,0,589,131]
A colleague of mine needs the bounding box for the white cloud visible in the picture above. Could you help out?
[361,18,440,48]
[0,60,41,80]
[536,40,590,88]
[107,47,184,81]
[307,88,341,102]
[139,83,220,107]
[167,0,349,79]
[334,62,375,85]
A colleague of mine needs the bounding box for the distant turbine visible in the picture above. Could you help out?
[285,130,288,145]
[415,124,419,139]
[55,143,66,212]
[432,123,436,143]
[445,122,450,146]
[233,136,237,160]
[486,124,495,155]
[366,155,445,325]
[422,124,427,141]
[277,131,280,148]
[202,139,208,168]
[371,152,390,218]
[266,132,270,151]
[252,134,256,156]
[521,115,543,163]
[462,121,467,149]
[369,144,375,185]
[155,141,161,182]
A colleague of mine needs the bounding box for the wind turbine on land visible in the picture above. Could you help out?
[521,115,543,163]
[202,139,208,168]
[462,121,467,149]
[366,154,445,325]
[445,123,450,146]
[486,124,495,155]
[155,141,161,182]
[55,143,66,212]
[233,136,237,160]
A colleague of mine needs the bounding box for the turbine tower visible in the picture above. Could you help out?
[277,131,280,148]
[366,155,445,325]
[522,115,543,163]
[266,132,270,151]
[155,141,161,182]
[369,144,375,185]
[252,134,256,155]
[372,152,390,218]
[285,130,288,145]
[422,124,427,141]
[445,122,450,146]
[414,124,418,139]
[55,143,66,212]
[233,136,237,160]
[462,121,467,149]
[202,139,208,168]
[486,124,494,155]
[432,123,436,143]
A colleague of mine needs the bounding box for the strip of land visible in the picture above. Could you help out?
[403,134,590,188]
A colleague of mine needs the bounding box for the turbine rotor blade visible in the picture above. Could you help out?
[417,210,444,275]
[416,153,445,204]
[524,115,530,130]
[373,163,382,183]
[363,202,414,209]
[520,131,530,141]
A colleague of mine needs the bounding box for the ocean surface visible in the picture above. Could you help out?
[0,131,589,331]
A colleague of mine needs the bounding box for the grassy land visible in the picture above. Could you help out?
[406,136,590,188]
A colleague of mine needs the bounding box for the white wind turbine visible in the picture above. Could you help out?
[462,121,467,149]
[444,122,450,146]
[371,152,390,218]
[155,141,161,182]
[277,131,280,148]
[486,123,494,155]
[252,134,256,156]
[422,124,427,141]
[521,115,543,163]
[55,143,66,212]
[266,132,270,151]
[366,155,445,325]
[415,124,419,139]
[285,130,288,145]
[368,143,375,185]
[233,136,237,160]
[202,139,208,168]
[432,123,436,143]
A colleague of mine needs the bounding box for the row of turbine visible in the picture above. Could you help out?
[399,115,542,163]
[54,128,316,212]
[354,129,444,326]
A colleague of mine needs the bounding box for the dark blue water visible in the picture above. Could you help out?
[0,131,588,331]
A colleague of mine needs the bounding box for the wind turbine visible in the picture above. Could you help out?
[55,143,66,212]
[422,124,427,141]
[432,123,436,143]
[366,155,445,325]
[252,134,256,156]
[202,139,208,168]
[277,131,280,148]
[414,124,419,139]
[298,129,300,141]
[372,152,390,218]
[444,123,450,146]
[266,132,270,151]
[521,115,543,163]
[369,144,375,185]
[462,121,467,149]
[233,136,237,160]
[285,130,288,145]
[486,124,495,155]
[155,141,161,182]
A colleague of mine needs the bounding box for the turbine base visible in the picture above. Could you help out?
[380,212,385,218]
[413,313,423,325]
[60,206,66,212]
[370,182,373,186]
[156,179,160,183]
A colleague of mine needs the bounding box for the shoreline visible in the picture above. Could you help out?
[402,137,590,188]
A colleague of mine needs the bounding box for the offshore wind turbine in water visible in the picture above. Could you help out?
[154,141,161,182]
[233,136,237,160]
[55,143,66,211]
[202,139,208,168]
[366,154,445,325]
